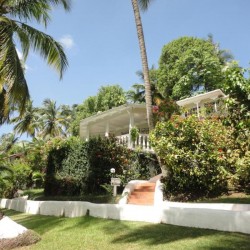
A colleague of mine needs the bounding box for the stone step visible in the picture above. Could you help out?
[129,192,154,199]
[128,199,154,205]
[127,182,155,206]
[133,183,155,191]
[133,187,155,192]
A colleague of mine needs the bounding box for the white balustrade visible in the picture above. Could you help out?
[116,134,152,152]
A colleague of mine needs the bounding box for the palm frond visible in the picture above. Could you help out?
[0,21,30,117]
[6,0,71,27]
[20,23,68,79]
[138,0,154,11]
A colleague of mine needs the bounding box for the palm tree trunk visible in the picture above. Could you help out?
[131,0,154,131]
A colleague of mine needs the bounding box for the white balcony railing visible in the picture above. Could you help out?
[116,134,153,152]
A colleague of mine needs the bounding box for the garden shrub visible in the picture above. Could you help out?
[150,116,232,201]
[233,151,250,193]
[11,160,32,190]
[44,136,160,196]
[0,167,14,198]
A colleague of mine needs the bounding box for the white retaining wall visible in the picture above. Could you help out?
[1,197,249,234]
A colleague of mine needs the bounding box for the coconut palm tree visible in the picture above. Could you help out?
[131,0,154,130]
[0,0,71,124]
[127,65,164,104]
[0,133,18,154]
[11,101,39,137]
[39,98,72,139]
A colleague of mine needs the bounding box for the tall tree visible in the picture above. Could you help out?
[11,101,39,137]
[157,36,227,100]
[131,0,154,130]
[39,99,71,139]
[0,0,71,124]
[127,66,164,104]
[70,85,127,136]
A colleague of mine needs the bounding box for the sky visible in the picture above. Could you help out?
[1,0,250,136]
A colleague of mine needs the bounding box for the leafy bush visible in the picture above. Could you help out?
[233,151,250,193]
[150,116,232,201]
[0,166,14,198]
[44,136,160,196]
[11,161,32,190]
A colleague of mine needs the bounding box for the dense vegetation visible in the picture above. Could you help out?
[44,137,160,196]
[150,64,250,200]
[0,36,249,202]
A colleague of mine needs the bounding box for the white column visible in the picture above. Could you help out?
[86,125,90,141]
[214,102,218,113]
[105,122,110,137]
[196,102,200,119]
[127,110,135,148]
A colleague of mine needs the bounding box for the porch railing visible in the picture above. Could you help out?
[116,134,153,152]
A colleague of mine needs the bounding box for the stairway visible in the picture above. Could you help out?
[127,182,155,206]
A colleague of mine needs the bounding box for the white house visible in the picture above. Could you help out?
[177,89,227,119]
[80,89,227,150]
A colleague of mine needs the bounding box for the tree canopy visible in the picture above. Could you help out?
[157,36,229,100]
[0,0,71,124]
[70,85,127,136]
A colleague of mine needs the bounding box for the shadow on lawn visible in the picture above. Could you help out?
[104,222,250,250]
[3,209,65,235]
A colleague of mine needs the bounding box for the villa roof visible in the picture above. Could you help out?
[80,103,147,138]
[176,89,226,106]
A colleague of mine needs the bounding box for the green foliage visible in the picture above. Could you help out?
[44,136,160,196]
[11,160,32,189]
[152,97,180,125]
[157,36,226,100]
[0,0,71,123]
[0,165,14,198]
[150,116,232,201]
[96,85,126,111]
[223,64,250,136]
[130,127,139,143]
[71,85,127,136]
[234,151,250,193]
[221,64,250,192]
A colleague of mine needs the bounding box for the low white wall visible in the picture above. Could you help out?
[1,198,249,234]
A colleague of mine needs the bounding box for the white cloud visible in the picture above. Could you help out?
[59,35,75,49]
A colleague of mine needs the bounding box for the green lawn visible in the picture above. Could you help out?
[195,192,250,204]
[22,189,121,204]
[3,209,250,250]
[24,189,250,204]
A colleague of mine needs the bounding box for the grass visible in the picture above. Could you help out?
[3,209,250,250]
[23,189,250,205]
[23,189,121,204]
[195,192,250,204]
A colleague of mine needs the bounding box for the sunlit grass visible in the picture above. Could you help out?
[196,192,250,204]
[3,209,250,250]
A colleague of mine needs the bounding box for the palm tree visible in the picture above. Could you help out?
[0,133,19,154]
[0,0,71,124]
[11,101,39,137]
[39,98,72,139]
[127,66,164,104]
[131,0,154,130]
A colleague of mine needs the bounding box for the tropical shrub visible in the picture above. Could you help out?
[0,165,14,198]
[150,116,233,201]
[44,136,160,196]
[11,160,32,190]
